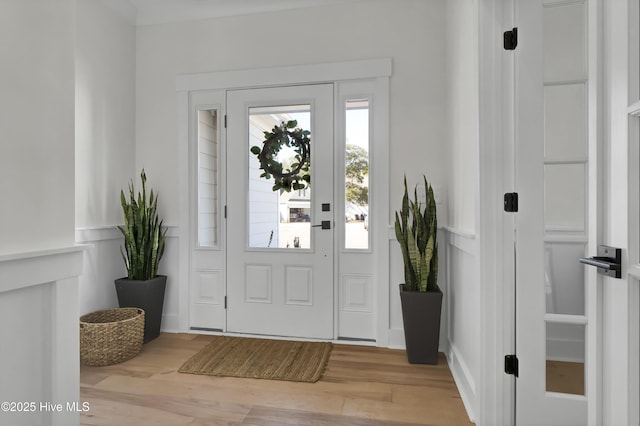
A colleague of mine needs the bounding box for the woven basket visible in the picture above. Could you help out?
[80,308,145,367]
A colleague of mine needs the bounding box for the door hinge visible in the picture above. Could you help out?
[504,27,518,50]
[224,296,227,309]
[504,192,519,212]
[505,354,519,377]
[224,115,227,128]
[224,205,227,218]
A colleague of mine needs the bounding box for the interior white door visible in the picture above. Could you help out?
[226,84,334,339]
[514,0,594,424]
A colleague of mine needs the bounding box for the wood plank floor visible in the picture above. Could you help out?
[80,333,473,426]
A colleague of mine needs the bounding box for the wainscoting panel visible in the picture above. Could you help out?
[76,227,122,316]
[443,227,479,422]
[0,247,84,426]
[76,226,180,332]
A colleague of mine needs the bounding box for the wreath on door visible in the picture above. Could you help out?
[250,120,311,192]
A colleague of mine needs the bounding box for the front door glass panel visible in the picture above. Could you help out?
[248,105,311,249]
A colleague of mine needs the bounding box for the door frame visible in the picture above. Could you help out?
[176,59,392,343]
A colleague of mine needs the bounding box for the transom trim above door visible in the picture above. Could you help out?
[176,59,392,92]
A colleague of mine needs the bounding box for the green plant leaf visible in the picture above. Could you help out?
[118,170,167,280]
[393,175,438,292]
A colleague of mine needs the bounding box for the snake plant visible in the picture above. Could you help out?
[118,170,167,281]
[394,175,438,292]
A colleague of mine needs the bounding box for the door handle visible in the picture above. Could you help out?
[579,245,621,279]
[312,220,331,230]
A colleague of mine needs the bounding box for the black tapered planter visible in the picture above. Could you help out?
[399,284,443,364]
[115,275,167,343]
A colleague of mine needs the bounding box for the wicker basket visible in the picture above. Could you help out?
[80,308,145,366]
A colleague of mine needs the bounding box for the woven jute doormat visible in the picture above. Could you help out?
[178,336,332,383]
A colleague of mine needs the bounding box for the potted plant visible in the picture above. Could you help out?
[394,175,442,364]
[115,169,168,343]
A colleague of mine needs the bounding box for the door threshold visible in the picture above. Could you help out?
[186,329,378,346]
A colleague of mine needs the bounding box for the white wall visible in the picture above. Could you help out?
[0,0,76,255]
[0,1,82,424]
[75,0,137,316]
[136,0,448,226]
[137,0,448,338]
[443,0,480,422]
[446,0,479,234]
[76,0,137,228]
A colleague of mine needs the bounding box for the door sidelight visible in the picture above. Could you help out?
[579,245,622,279]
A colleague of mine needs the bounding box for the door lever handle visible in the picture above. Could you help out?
[579,257,616,270]
[312,221,331,230]
[579,245,621,279]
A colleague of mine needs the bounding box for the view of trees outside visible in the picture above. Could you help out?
[345,144,369,206]
[345,100,369,249]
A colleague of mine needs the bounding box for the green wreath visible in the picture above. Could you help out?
[250,120,311,192]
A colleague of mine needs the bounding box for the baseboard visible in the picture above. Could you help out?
[446,343,477,424]
[161,313,180,333]
[387,327,449,354]
[388,328,406,349]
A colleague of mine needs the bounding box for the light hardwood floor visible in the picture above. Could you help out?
[80,333,473,426]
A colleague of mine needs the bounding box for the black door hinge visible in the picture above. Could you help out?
[505,354,519,377]
[504,27,518,50]
[504,192,519,212]
[224,115,227,128]
[224,205,227,218]
[224,296,227,309]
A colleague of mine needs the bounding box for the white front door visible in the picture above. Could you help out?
[226,84,334,339]
[514,0,595,424]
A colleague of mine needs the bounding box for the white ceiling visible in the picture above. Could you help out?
[128,0,370,26]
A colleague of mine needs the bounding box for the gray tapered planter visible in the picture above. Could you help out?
[399,284,443,364]
[115,275,166,343]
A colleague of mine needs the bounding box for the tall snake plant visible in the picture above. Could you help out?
[118,170,167,281]
[394,176,438,292]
